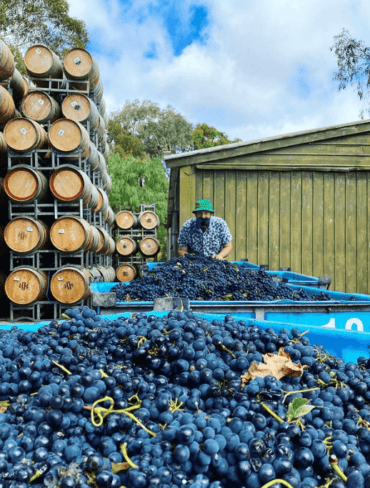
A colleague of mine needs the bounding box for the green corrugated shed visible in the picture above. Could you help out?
[164,119,370,294]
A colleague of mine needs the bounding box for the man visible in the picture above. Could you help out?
[177,199,233,260]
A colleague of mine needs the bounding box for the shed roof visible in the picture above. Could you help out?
[164,118,370,168]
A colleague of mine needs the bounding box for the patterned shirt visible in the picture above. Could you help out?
[178,217,232,257]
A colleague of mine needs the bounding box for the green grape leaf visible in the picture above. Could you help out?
[288,397,315,420]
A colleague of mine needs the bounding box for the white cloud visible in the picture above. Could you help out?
[68,0,370,141]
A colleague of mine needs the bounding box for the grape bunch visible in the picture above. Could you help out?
[113,254,332,302]
[0,305,369,487]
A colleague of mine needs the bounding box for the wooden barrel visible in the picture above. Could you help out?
[61,93,100,131]
[139,237,161,256]
[90,79,104,103]
[103,206,115,227]
[95,265,116,282]
[0,85,16,125]
[116,237,137,256]
[4,165,48,202]
[116,264,137,282]
[97,114,106,141]
[49,165,95,206]
[49,119,90,158]
[50,216,96,253]
[0,132,7,153]
[101,142,110,159]
[0,40,15,81]
[106,237,116,255]
[24,45,63,86]
[4,218,49,254]
[50,266,91,304]
[63,49,100,91]
[5,267,48,305]
[1,69,29,101]
[87,267,103,281]
[86,141,100,171]
[21,91,60,124]
[4,118,48,152]
[138,211,160,229]
[98,98,106,117]
[93,188,109,213]
[102,172,112,194]
[97,152,107,173]
[87,226,101,252]
[116,210,138,230]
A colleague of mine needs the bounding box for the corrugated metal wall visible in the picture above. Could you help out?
[181,168,370,294]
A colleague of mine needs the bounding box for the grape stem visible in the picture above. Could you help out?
[282,387,320,403]
[84,396,157,436]
[330,456,347,482]
[260,402,284,424]
[51,361,71,375]
[120,443,138,469]
[261,480,294,488]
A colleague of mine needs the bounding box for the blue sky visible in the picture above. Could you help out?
[69,0,370,142]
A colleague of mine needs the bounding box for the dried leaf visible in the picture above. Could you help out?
[241,347,305,387]
[112,462,130,473]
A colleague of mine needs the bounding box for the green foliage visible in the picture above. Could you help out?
[0,0,89,75]
[107,120,149,161]
[192,123,241,150]
[287,397,315,422]
[331,29,370,118]
[108,154,169,260]
[110,100,193,159]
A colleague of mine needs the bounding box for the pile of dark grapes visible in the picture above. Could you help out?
[0,306,370,487]
[113,255,331,302]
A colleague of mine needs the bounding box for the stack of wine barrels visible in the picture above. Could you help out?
[0,39,116,315]
[115,208,160,282]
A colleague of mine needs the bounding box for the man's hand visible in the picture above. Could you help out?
[212,254,224,260]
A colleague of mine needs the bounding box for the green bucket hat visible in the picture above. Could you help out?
[192,199,214,213]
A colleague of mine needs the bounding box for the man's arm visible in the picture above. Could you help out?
[178,246,189,257]
[213,242,233,260]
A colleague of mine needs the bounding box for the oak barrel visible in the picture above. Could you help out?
[116,237,138,256]
[49,119,90,158]
[0,132,7,153]
[139,237,161,256]
[103,205,115,227]
[1,69,29,101]
[4,217,49,254]
[61,93,100,131]
[86,141,100,171]
[102,171,112,193]
[98,98,106,117]
[50,216,96,253]
[5,267,48,305]
[138,211,160,229]
[4,118,48,152]
[105,237,116,256]
[116,264,137,282]
[0,85,16,125]
[4,165,48,202]
[95,265,116,282]
[86,184,99,211]
[102,142,110,159]
[93,188,109,213]
[90,78,104,103]
[63,49,100,91]
[0,40,15,81]
[21,91,60,124]
[24,45,63,86]
[49,165,96,207]
[50,266,90,304]
[116,210,138,230]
